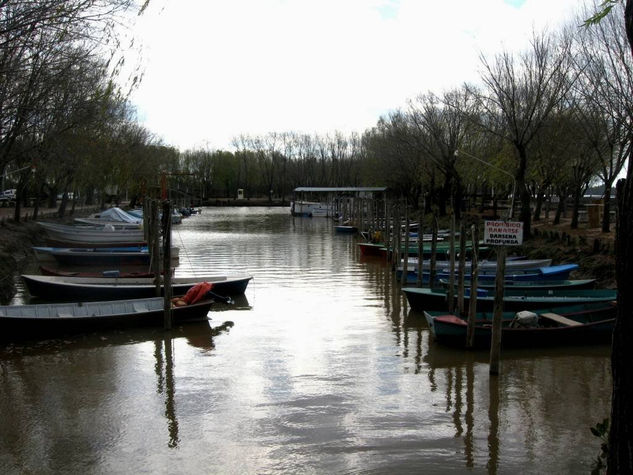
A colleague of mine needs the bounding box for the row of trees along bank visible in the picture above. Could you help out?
[2,2,631,239]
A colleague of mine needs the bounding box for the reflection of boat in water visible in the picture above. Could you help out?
[421,325,611,369]
[0,319,220,353]
[209,293,251,311]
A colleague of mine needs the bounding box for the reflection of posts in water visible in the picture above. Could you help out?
[452,367,463,437]
[437,352,476,470]
[487,375,500,475]
[163,334,179,448]
[464,360,474,468]
[153,335,180,448]
[154,339,164,393]
[489,247,507,375]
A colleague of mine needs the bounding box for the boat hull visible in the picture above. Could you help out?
[22,274,253,300]
[438,278,596,291]
[33,246,179,266]
[37,221,145,245]
[397,264,579,283]
[0,297,213,341]
[423,304,616,349]
[358,242,386,256]
[403,287,617,312]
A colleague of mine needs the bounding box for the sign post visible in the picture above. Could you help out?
[484,220,523,375]
[483,220,524,246]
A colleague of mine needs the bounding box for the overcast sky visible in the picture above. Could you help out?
[127,0,583,151]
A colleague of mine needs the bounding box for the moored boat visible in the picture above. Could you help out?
[334,225,358,234]
[398,257,553,274]
[33,246,179,266]
[39,265,158,278]
[0,296,214,341]
[358,242,386,256]
[402,287,617,312]
[438,278,596,291]
[397,264,579,284]
[22,274,253,300]
[423,302,616,348]
[37,221,145,247]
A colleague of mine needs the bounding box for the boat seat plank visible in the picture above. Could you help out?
[540,312,582,326]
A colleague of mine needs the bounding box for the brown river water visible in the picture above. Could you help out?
[0,207,611,473]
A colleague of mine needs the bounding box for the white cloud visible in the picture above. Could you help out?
[127,0,581,150]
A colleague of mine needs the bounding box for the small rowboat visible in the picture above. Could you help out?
[437,278,596,291]
[423,302,616,349]
[22,274,253,300]
[398,257,553,274]
[39,266,158,278]
[0,297,214,341]
[33,246,179,266]
[397,264,579,284]
[334,225,358,234]
[402,287,617,312]
[37,221,145,247]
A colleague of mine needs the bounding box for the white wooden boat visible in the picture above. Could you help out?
[37,221,145,246]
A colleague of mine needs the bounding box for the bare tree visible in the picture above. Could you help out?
[468,30,576,236]
[575,7,633,232]
[409,88,478,218]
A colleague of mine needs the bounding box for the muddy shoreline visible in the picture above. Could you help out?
[0,220,46,304]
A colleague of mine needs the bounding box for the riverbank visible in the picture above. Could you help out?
[0,205,100,304]
[0,220,45,303]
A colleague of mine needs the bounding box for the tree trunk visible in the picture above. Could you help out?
[553,193,565,225]
[533,190,544,222]
[571,187,581,229]
[609,177,633,473]
[607,2,633,471]
[516,146,532,238]
[602,182,613,233]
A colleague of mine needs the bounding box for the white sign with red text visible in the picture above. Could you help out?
[483,220,523,246]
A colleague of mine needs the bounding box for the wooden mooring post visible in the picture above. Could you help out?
[447,213,456,314]
[489,246,506,375]
[466,223,480,349]
[149,200,161,296]
[162,201,173,330]
[402,208,410,285]
[429,215,438,288]
[416,210,424,287]
[457,221,466,316]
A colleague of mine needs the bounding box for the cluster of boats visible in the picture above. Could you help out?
[358,228,617,350]
[0,207,252,341]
